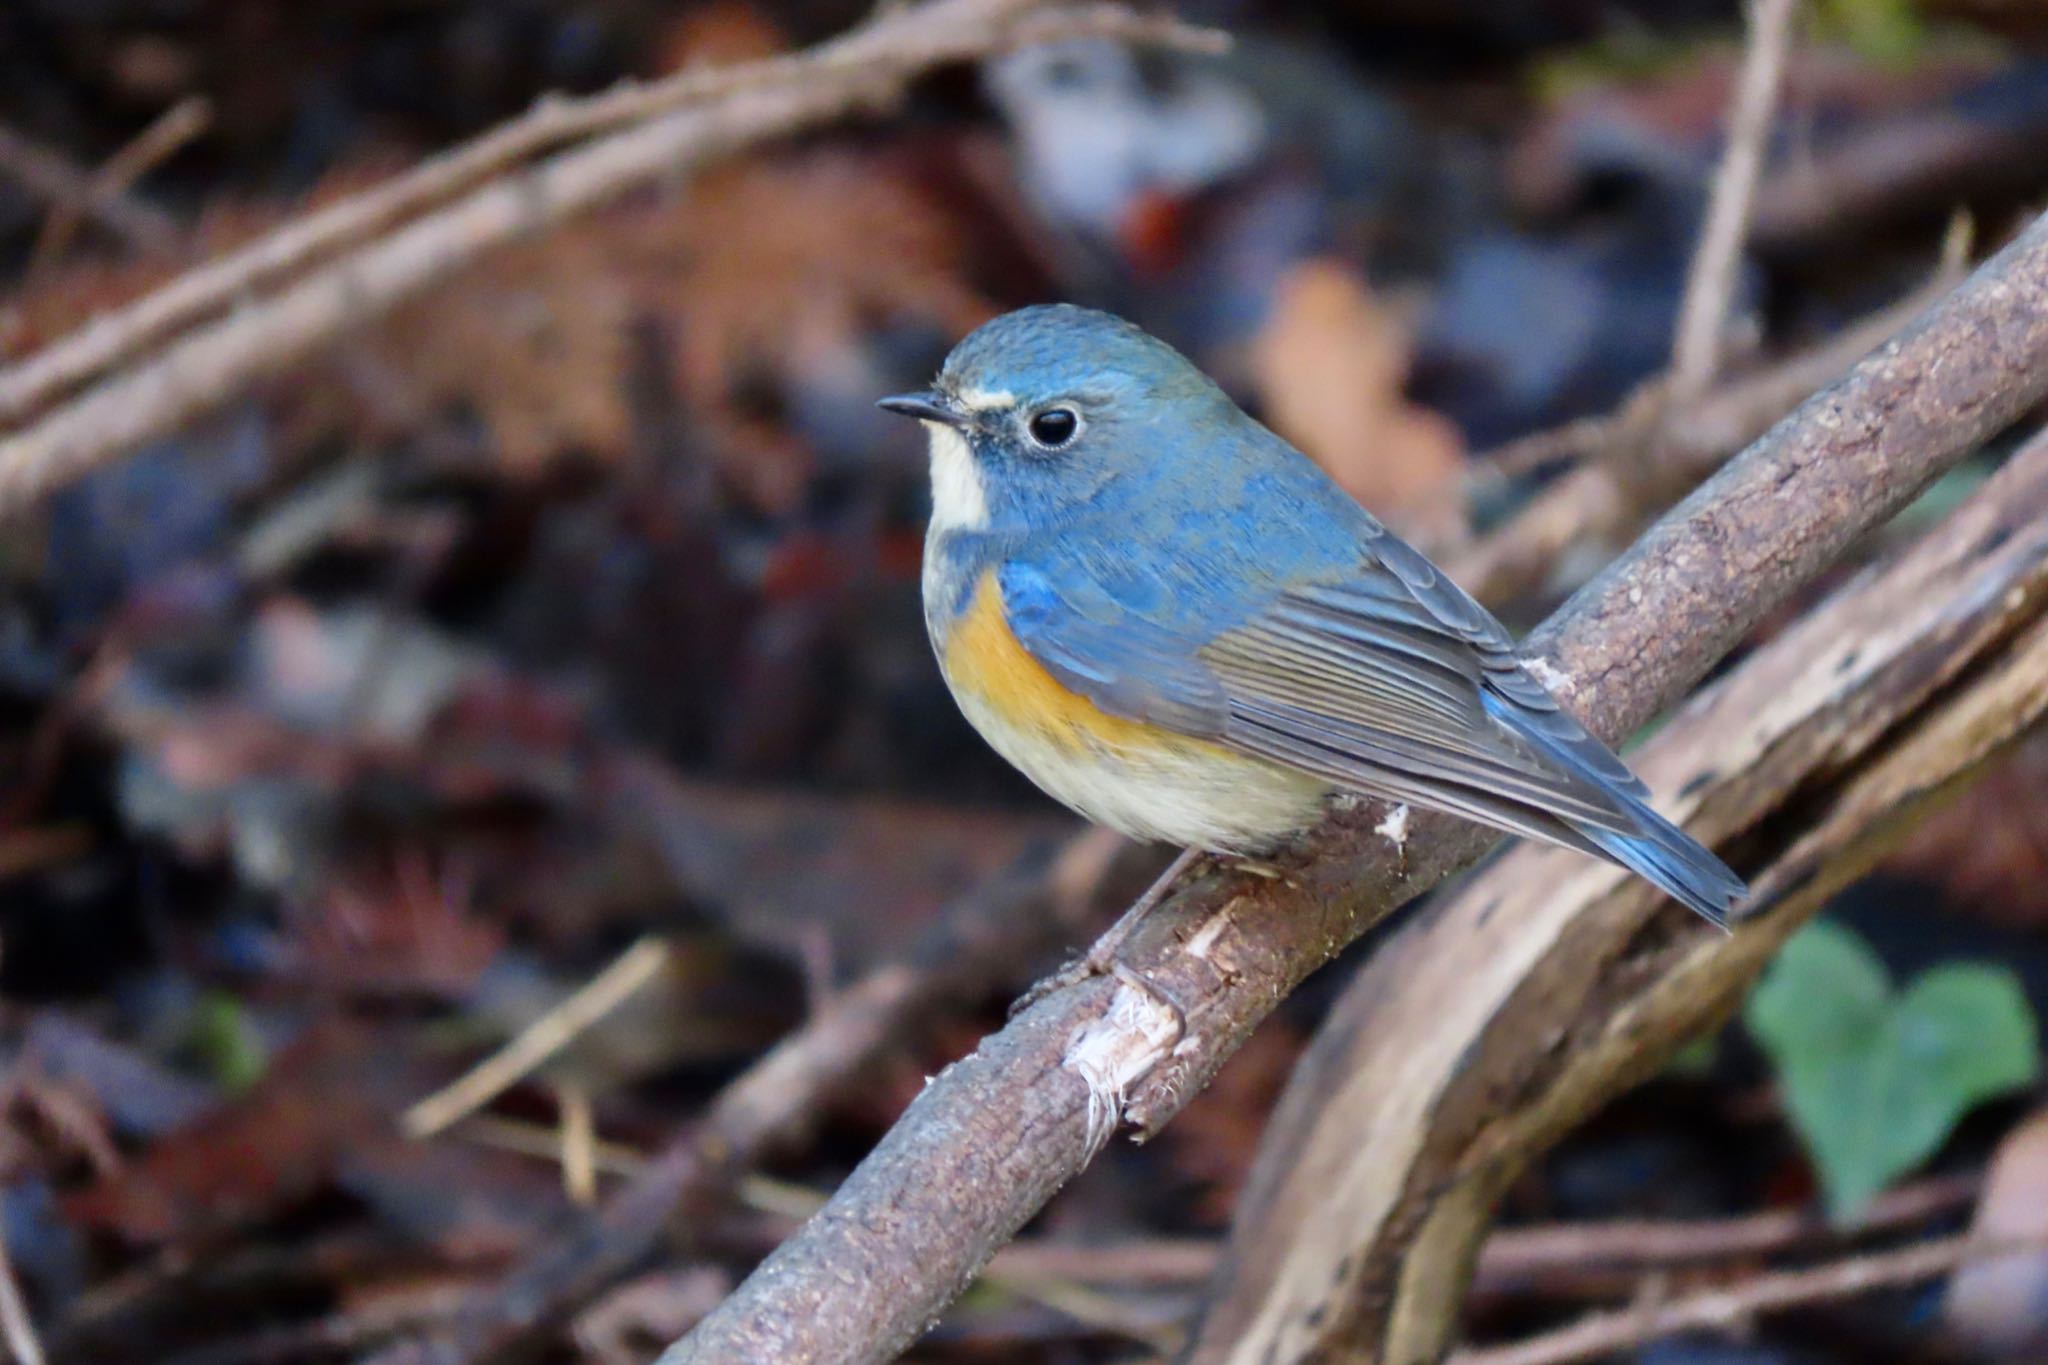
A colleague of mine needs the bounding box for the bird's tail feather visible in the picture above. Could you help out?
[1566,805,1743,927]
[1482,694,1745,926]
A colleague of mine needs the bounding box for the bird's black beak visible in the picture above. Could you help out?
[877,390,968,429]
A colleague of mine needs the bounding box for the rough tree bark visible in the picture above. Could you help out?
[666,211,2048,1365]
[1191,424,2048,1364]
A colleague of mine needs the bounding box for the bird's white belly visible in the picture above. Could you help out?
[949,681,1329,850]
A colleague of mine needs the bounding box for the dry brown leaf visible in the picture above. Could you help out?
[1249,257,1468,550]
[630,147,997,513]
[361,222,636,473]
[651,0,788,73]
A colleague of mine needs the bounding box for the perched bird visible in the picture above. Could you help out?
[879,305,1743,923]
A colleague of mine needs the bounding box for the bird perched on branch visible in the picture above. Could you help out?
[880,304,1742,927]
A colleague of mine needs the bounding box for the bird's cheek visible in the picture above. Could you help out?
[926,425,992,533]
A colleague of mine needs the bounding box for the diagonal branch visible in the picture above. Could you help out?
[1192,419,2048,1362]
[365,828,1148,1365]
[666,208,2048,1365]
[0,0,1222,517]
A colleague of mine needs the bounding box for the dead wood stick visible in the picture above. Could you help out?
[0,121,179,256]
[0,1,1221,507]
[1453,275,1945,605]
[1450,1235,2045,1365]
[400,936,674,1139]
[29,96,211,271]
[1669,0,1799,400]
[1475,1173,1981,1288]
[0,2,1218,426]
[666,205,2048,1365]
[1188,424,2048,1362]
[365,828,1147,1365]
[715,1166,1978,1299]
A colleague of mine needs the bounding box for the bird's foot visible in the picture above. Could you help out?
[1009,846,1204,1019]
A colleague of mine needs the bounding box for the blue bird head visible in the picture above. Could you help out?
[878,304,1241,531]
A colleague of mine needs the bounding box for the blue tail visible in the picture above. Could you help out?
[1572,802,1745,927]
[1482,692,1745,926]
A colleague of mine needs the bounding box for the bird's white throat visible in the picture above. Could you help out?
[924,422,989,532]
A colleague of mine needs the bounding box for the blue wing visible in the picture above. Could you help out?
[998,519,1742,924]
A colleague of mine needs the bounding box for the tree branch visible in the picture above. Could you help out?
[1668,0,1799,401]
[0,0,1223,515]
[0,120,180,257]
[1453,274,1946,605]
[367,828,1152,1365]
[1450,1235,2040,1365]
[1189,424,2048,1361]
[667,208,2048,1365]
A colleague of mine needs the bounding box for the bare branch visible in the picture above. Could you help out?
[1189,428,2048,1361]
[1452,273,1950,605]
[28,96,211,271]
[367,827,1148,1365]
[1476,1173,1981,1288]
[0,0,1224,510]
[667,208,2048,1365]
[1669,0,1799,401]
[0,121,179,256]
[955,1169,1981,1295]
[1451,1236,2046,1365]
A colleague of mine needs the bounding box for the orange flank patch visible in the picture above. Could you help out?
[935,569,1329,850]
[943,570,1184,757]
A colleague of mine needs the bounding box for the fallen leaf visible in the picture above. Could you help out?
[1249,258,1467,549]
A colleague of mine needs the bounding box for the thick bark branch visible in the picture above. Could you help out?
[1192,425,2048,1364]
[365,829,1150,1365]
[1451,277,1944,606]
[668,210,2048,1365]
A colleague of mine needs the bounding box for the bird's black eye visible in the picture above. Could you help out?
[1027,407,1080,449]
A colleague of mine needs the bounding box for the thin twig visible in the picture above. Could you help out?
[558,1082,599,1207]
[967,1171,1982,1292]
[0,121,178,256]
[0,1,1222,427]
[1476,0,1800,496]
[0,1231,44,1365]
[365,824,1142,1364]
[1452,269,1952,604]
[1476,1173,1981,1285]
[30,97,211,271]
[1450,1235,2045,1365]
[401,936,672,1139]
[1474,203,1968,503]
[1669,0,1799,401]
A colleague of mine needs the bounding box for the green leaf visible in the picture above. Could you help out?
[1746,922,2041,1219]
[1813,0,1929,66]
[186,991,269,1094]
[1664,1034,1721,1079]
